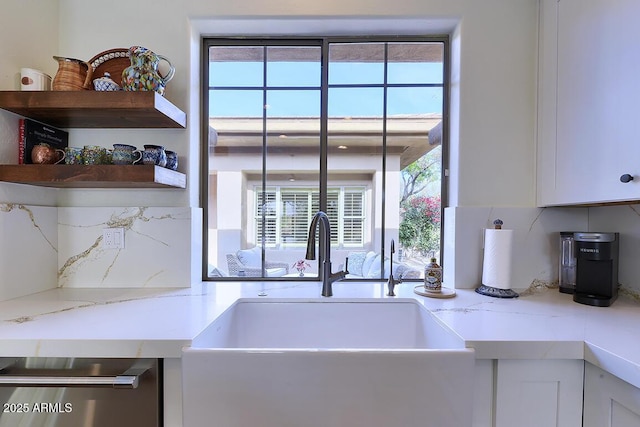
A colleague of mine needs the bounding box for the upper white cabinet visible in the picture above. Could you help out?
[537,0,640,206]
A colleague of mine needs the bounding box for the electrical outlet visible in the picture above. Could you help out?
[103,228,125,249]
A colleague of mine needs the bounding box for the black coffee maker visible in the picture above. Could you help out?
[573,232,619,307]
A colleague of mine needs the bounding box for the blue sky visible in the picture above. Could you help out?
[209,61,444,117]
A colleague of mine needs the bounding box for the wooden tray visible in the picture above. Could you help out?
[88,48,130,85]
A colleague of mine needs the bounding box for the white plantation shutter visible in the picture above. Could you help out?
[256,186,364,246]
[256,190,277,244]
[312,191,339,244]
[342,190,364,245]
[281,191,310,243]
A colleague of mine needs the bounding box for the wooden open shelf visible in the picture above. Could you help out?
[0,91,186,128]
[0,165,186,188]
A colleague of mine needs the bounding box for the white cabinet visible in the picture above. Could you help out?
[472,360,494,427]
[494,359,583,427]
[584,363,640,427]
[537,0,640,206]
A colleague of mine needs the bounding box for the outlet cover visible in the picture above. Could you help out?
[103,228,125,249]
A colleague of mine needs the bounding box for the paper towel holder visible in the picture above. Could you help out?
[475,219,519,299]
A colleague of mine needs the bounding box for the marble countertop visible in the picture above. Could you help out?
[0,280,639,387]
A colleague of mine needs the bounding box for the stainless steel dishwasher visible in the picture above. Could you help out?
[0,357,161,427]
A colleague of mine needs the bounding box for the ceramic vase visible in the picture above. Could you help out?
[122,46,175,96]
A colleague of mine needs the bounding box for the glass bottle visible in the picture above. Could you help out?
[424,258,442,293]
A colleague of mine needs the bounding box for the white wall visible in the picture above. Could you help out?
[0,0,59,206]
[0,2,59,90]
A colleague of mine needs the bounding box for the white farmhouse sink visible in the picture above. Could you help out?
[183,298,475,427]
[191,298,464,349]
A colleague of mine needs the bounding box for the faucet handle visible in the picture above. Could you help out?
[330,270,348,282]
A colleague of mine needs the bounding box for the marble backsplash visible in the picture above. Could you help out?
[444,206,589,291]
[0,204,201,301]
[0,204,58,301]
[588,205,640,297]
[58,207,201,288]
[445,205,640,295]
[0,202,637,300]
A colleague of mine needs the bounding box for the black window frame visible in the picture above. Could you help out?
[201,35,450,281]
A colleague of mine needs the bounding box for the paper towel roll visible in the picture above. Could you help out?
[482,229,514,290]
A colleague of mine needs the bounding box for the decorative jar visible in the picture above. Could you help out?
[122,46,175,96]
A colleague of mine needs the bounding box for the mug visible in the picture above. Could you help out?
[31,143,65,164]
[21,68,52,91]
[112,144,142,165]
[64,147,83,165]
[142,144,167,167]
[165,150,178,170]
[82,145,107,165]
[103,149,113,165]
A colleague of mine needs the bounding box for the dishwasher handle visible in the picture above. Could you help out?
[0,363,151,389]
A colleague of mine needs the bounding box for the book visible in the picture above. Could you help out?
[18,118,69,164]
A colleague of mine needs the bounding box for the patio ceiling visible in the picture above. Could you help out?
[209,43,444,63]
[209,115,442,169]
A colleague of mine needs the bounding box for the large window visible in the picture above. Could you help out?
[204,37,447,280]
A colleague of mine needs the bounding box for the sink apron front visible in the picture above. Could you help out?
[182,299,474,427]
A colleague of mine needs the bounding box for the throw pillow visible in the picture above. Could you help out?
[366,255,390,278]
[346,251,366,276]
[366,254,383,278]
[237,247,261,267]
[361,251,377,276]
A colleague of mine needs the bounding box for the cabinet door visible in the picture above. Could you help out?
[495,359,583,427]
[472,360,494,427]
[537,0,560,206]
[554,0,640,204]
[584,363,640,427]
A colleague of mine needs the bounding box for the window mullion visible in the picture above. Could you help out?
[275,187,282,247]
[261,45,268,274]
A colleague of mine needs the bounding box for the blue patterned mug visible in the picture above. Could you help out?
[142,144,167,167]
[165,150,178,170]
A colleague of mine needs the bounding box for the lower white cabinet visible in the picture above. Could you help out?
[472,360,494,427]
[584,363,640,427]
[494,359,584,427]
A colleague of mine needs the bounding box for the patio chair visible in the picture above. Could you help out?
[226,247,289,277]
